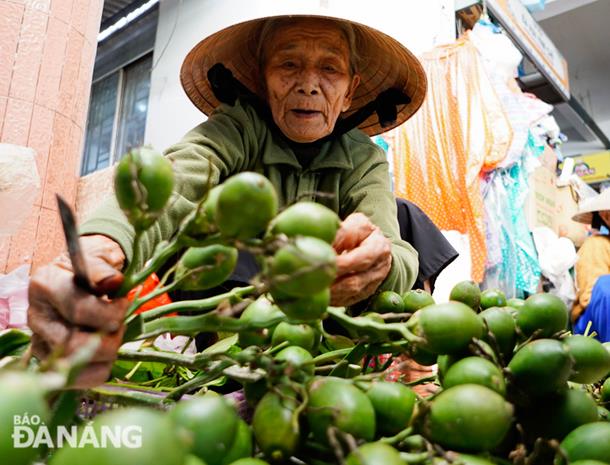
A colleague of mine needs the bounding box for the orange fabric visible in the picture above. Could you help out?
[572,235,610,321]
[391,37,512,281]
[127,273,174,316]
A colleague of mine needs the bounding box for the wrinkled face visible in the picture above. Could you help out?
[600,210,610,226]
[263,20,361,143]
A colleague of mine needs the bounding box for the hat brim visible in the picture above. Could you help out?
[571,188,610,224]
[571,211,593,224]
[180,14,427,136]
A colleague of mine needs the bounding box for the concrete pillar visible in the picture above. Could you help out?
[0,0,104,273]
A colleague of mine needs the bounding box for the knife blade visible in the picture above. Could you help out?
[56,194,98,294]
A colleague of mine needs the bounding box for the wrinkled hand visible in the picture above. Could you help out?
[330,213,392,306]
[27,235,128,388]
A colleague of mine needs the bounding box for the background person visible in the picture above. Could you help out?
[571,188,610,341]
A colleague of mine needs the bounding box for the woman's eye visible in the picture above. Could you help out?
[282,61,297,69]
[323,65,337,73]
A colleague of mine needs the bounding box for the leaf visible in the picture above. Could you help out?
[329,342,366,378]
[111,359,166,383]
[344,342,368,364]
[0,328,31,357]
[203,375,228,387]
[321,334,354,352]
[202,334,238,355]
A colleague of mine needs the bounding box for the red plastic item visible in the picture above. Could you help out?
[127,273,175,316]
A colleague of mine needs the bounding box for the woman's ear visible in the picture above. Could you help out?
[342,74,361,112]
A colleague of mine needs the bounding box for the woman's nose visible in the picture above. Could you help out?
[296,69,320,95]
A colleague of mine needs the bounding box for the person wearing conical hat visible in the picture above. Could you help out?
[572,188,610,341]
[27,13,427,386]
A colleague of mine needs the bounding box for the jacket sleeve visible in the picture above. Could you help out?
[575,236,610,309]
[79,102,260,269]
[339,142,419,295]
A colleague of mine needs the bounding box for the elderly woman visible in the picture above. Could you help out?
[27,14,427,386]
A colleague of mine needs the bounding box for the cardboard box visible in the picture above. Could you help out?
[525,165,557,233]
[556,185,589,247]
[539,144,558,173]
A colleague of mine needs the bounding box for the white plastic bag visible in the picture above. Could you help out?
[121,334,197,354]
[0,264,31,329]
[433,231,472,303]
[532,227,577,307]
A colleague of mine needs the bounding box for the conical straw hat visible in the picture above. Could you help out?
[572,188,610,224]
[180,13,427,136]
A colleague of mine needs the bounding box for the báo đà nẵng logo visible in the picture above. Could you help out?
[12,413,142,449]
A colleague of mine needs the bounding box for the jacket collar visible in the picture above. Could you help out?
[263,131,354,171]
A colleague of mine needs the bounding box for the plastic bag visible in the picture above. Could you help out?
[532,226,577,307]
[121,334,197,355]
[569,174,599,203]
[0,264,30,330]
[481,172,518,297]
[432,231,472,303]
[470,24,553,168]
[0,144,40,236]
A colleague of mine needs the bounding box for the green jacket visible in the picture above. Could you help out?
[81,100,418,294]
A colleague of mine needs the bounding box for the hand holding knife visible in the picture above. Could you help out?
[24,196,128,388]
[56,194,105,297]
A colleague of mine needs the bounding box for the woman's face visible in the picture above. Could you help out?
[263,20,361,143]
[600,210,610,226]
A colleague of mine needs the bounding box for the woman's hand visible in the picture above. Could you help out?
[330,213,392,306]
[27,235,128,388]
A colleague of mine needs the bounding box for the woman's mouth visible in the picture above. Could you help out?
[291,109,321,118]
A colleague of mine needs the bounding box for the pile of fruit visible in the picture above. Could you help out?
[1,148,610,465]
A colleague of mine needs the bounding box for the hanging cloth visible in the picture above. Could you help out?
[506,136,543,294]
[481,137,542,296]
[392,37,512,281]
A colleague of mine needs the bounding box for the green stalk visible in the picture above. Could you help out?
[104,380,173,391]
[116,231,144,297]
[404,374,437,387]
[126,280,180,318]
[314,364,341,373]
[117,347,222,369]
[311,348,352,365]
[138,310,286,340]
[124,361,143,380]
[326,307,424,344]
[89,385,172,407]
[265,341,289,355]
[399,452,430,464]
[164,361,233,400]
[141,285,255,320]
[379,427,413,445]
[366,340,411,355]
[118,237,181,297]
[126,263,231,318]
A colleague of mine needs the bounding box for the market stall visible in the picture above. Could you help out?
[2,151,610,464]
